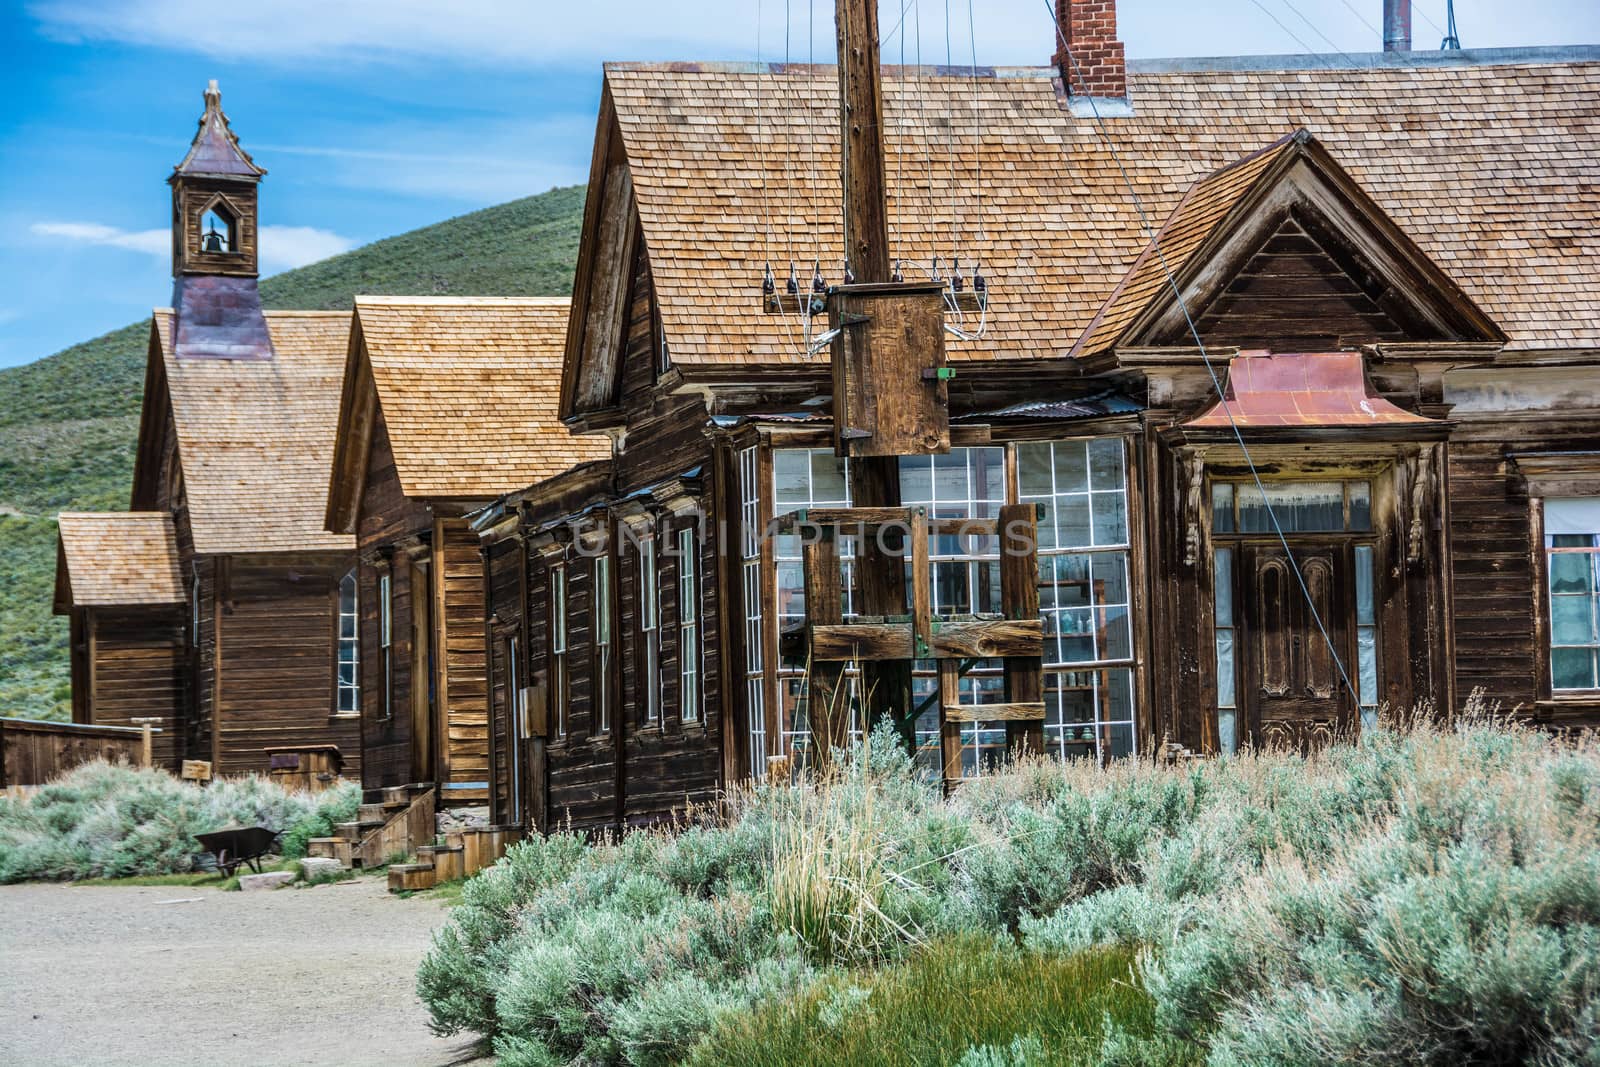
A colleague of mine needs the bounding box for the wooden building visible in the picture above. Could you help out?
[59,82,361,778]
[477,6,1600,833]
[53,513,188,771]
[324,297,607,802]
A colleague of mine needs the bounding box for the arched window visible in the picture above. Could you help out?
[336,569,360,714]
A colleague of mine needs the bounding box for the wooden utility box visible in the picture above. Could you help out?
[829,282,950,458]
[263,745,344,794]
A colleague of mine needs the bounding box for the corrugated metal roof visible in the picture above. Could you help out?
[958,391,1143,421]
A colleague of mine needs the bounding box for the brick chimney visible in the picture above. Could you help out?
[1052,0,1127,100]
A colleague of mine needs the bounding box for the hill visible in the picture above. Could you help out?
[0,184,587,720]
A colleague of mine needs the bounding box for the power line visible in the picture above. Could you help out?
[1042,0,1364,715]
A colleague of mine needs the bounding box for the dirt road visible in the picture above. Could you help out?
[0,877,490,1067]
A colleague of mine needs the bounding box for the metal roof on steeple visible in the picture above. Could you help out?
[171,80,265,181]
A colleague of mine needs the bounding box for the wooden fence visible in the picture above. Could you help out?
[0,717,159,790]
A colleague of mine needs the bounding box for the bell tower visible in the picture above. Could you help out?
[170,80,265,278]
[167,81,273,360]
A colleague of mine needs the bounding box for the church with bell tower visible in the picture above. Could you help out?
[56,81,361,778]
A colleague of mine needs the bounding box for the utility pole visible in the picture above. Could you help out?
[825,0,927,752]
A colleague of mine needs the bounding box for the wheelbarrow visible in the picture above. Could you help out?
[194,826,281,877]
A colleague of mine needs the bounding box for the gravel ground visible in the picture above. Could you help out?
[0,876,491,1067]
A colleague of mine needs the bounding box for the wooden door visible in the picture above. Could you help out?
[1239,542,1355,750]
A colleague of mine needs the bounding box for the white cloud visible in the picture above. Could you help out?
[32,221,168,256]
[29,220,354,271]
[258,226,356,270]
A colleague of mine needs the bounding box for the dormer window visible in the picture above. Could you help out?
[200,205,236,254]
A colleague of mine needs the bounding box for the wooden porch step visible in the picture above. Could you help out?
[387,864,436,892]
[336,819,386,842]
[431,845,466,883]
[357,803,392,823]
[306,837,354,867]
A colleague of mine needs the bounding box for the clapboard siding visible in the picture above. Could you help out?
[486,538,523,821]
[215,557,359,778]
[83,607,187,771]
[1447,423,1600,719]
[439,519,490,789]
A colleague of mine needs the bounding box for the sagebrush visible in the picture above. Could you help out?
[419,713,1600,1066]
[0,760,360,882]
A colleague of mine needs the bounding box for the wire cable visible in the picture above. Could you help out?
[1043,0,1363,713]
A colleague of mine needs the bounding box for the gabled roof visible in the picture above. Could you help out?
[1185,351,1433,428]
[566,51,1597,410]
[142,308,354,556]
[54,512,185,612]
[171,81,265,181]
[1072,129,1504,359]
[326,297,609,532]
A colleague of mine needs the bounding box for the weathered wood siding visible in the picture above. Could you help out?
[215,556,360,778]
[84,607,187,771]
[1445,418,1600,724]
[485,537,524,822]
[438,518,490,796]
[360,557,422,789]
[0,718,153,788]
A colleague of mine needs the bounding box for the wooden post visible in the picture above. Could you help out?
[130,718,159,769]
[835,0,890,281]
[804,525,848,760]
[999,504,1045,758]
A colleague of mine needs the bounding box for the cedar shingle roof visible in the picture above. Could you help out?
[603,57,1599,364]
[354,297,608,499]
[55,512,185,608]
[153,308,354,555]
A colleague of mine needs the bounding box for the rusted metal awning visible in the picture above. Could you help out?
[1186,351,1432,428]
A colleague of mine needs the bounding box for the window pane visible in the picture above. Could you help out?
[1215,631,1236,708]
[1546,499,1600,536]
[1017,443,1054,497]
[1237,481,1344,533]
[1357,627,1378,708]
[1088,439,1123,492]
[1214,548,1233,627]
[1098,606,1131,661]
[810,450,848,503]
[1355,546,1375,625]
[1091,553,1128,607]
[1058,496,1092,548]
[773,450,813,507]
[1551,553,1594,594]
[1090,492,1127,546]
[1217,707,1238,755]
[1055,442,1089,493]
[1553,647,1598,691]
[1212,483,1235,534]
[1348,482,1372,531]
[1552,595,1598,645]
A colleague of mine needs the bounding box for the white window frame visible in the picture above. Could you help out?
[678,526,701,724]
[549,564,568,740]
[1546,498,1600,694]
[640,537,661,725]
[378,571,393,721]
[594,553,613,734]
[336,569,360,716]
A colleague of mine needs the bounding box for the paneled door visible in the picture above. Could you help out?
[1238,542,1357,749]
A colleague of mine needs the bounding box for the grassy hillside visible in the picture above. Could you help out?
[0,184,586,720]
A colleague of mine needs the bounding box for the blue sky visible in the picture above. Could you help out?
[1,0,1594,369]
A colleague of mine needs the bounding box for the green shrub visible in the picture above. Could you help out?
[420,716,1600,1066]
[0,760,359,881]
